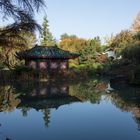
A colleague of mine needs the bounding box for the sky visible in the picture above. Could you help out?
[0,0,140,41]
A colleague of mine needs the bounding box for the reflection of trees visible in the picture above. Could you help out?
[20,107,30,117]
[0,85,21,112]
[107,92,131,112]
[42,108,51,127]
[11,79,108,128]
[13,80,109,105]
[15,81,80,127]
[69,80,107,104]
[0,80,107,129]
[132,107,140,130]
[20,106,51,127]
[2,80,140,130]
[108,88,140,111]
[107,87,140,130]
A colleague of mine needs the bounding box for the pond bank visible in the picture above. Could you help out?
[101,63,140,86]
[0,63,140,87]
[0,69,92,82]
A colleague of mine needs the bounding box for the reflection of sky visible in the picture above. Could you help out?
[0,101,140,140]
[1,80,140,140]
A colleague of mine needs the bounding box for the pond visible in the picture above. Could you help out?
[0,79,140,140]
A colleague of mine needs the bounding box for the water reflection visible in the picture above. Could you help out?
[108,86,140,130]
[0,80,108,130]
[18,82,81,109]
[0,85,20,112]
[0,79,140,139]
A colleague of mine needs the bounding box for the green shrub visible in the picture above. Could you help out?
[74,63,103,76]
[13,65,33,75]
[122,43,140,64]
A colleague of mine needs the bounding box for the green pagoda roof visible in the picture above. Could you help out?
[16,45,80,59]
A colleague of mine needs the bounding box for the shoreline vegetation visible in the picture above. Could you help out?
[1,49,140,86]
[0,60,139,86]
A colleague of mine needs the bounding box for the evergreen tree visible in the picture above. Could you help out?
[41,16,56,46]
[79,39,99,65]
[0,0,44,46]
[0,31,37,69]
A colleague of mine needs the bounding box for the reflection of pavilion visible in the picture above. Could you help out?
[17,82,81,109]
[15,82,81,127]
[19,95,81,110]
[22,82,69,99]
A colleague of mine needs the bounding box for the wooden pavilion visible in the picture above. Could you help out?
[16,45,80,74]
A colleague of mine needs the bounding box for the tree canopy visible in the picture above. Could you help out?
[0,0,45,48]
[132,11,140,32]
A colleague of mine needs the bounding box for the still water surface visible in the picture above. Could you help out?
[0,79,140,140]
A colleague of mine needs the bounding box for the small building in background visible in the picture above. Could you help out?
[103,48,116,59]
[16,45,80,74]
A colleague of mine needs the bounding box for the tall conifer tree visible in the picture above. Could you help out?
[41,16,56,46]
